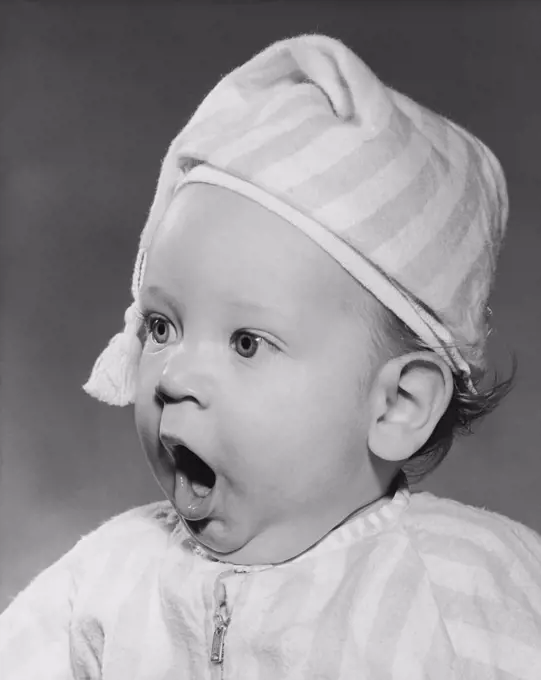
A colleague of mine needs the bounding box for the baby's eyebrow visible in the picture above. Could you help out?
[228,298,290,319]
[139,285,179,310]
[230,299,268,311]
[140,287,286,317]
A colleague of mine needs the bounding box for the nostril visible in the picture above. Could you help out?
[173,445,216,489]
[154,386,204,408]
[154,386,177,406]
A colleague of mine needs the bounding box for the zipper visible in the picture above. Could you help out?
[210,578,230,666]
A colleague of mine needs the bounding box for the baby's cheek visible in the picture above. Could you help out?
[134,354,163,430]
[136,349,163,393]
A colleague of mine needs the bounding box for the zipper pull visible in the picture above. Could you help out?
[210,617,228,664]
[210,578,230,665]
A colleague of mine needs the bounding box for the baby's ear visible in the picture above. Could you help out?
[367,352,453,462]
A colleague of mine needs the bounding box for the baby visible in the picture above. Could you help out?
[1,34,540,679]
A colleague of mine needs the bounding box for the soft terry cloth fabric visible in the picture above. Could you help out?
[83,34,508,406]
[2,491,541,679]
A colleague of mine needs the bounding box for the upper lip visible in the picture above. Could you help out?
[159,435,217,488]
[159,431,193,461]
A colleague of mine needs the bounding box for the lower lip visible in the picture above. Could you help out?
[173,469,217,521]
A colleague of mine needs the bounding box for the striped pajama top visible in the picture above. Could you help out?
[1,487,541,679]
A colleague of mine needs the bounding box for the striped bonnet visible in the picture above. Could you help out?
[84,34,508,406]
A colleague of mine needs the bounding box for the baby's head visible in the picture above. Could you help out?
[84,35,511,564]
[135,182,403,564]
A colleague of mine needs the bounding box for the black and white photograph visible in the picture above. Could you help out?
[1,0,540,677]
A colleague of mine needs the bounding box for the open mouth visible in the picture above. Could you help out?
[172,445,216,498]
[167,444,217,521]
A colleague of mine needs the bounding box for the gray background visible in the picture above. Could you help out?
[1,0,540,611]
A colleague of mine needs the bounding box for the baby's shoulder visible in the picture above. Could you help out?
[97,500,181,539]
[381,491,541,664]
[401,491,541,584]
[67,501,182,577]
[0,502,183,628]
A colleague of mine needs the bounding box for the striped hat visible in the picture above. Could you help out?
[84,34,508,406]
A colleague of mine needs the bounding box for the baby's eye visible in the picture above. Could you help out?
[231,330,277,359]
[145,314,174,345]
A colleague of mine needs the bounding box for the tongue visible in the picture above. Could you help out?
[171,446,216,520]
[174,470,214,520]
[192,481,212,498]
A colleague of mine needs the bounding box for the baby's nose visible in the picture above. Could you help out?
[155,351,212,408]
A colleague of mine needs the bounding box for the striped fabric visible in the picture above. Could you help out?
[83,34,508,406]
[2,491,541,679]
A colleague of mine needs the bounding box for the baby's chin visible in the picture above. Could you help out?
[182,515,266,564]
[182,513,326,566]
[165,471,302,564]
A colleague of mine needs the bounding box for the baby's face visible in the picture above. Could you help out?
[135,184,380,564]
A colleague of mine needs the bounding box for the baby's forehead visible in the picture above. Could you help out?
[147,183,378,323]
